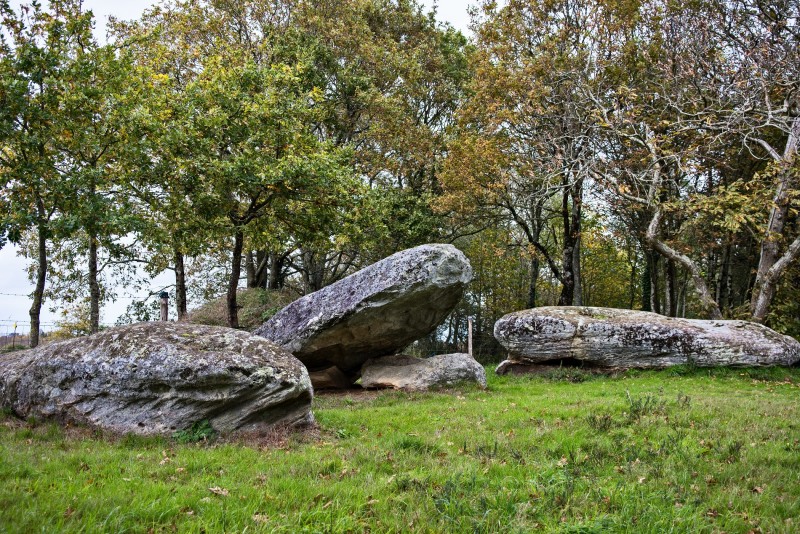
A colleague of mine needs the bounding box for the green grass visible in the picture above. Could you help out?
[1,366,799,532]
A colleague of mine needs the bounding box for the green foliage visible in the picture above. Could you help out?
[172,420,217,444]
[184,288,294,332]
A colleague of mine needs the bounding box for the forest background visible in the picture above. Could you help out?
[1,0,798,358]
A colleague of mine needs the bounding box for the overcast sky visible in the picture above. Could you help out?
[0,0,474,333]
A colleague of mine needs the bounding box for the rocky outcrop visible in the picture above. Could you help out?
[494,306,800,371]
[0,322,314,435]
[255,244,472,379]
[361,353,487,391]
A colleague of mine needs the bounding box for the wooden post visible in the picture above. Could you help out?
[468,317,473,357]
[160,292,169,321]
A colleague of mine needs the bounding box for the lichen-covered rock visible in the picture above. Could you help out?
[494,306,800,370]
[0,322,314,435]
[361,353,487,391]
[254,244,472,377]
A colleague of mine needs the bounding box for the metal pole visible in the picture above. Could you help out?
[468,317,473,357]
[160,292,169,321]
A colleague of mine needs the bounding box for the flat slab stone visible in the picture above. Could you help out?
[0,322,314,435]
[361,353,487,391]
[494,306,800,369]
[254,244,472,376]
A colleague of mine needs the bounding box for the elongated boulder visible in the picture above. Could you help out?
[361,353,487,391]
[0,322,314,435]
[494,306,800,371]
[254,244,472,377]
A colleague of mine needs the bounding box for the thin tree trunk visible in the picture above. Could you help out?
[641,249,652,312]
[29,217,47,348]
[647,208,722,319]
[227,230,244,329]
[665,259,677,317]
[571,182,583,306]
[174,248,187,320]
[267,252,285,290]
[558,187,575,305]
[88,233,100,333]
[527,256,540,308]
[572,231,583,306]
[245,251,257,288]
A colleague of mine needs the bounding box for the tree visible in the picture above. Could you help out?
[0,0,88,345]
[442,0,624,308]
[593,0,799,322]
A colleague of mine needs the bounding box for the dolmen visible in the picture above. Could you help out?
[0,322,314,435]
[255,244,485,390]
[495,306,800,374]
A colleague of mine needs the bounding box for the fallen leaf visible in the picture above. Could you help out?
[209,486,229,497]
[252,513,269,524]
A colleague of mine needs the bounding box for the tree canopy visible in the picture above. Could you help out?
[1,0,798,350]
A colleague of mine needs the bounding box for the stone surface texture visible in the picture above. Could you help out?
[495,306,800,370]
[308,366,355,390]
[360,353,487,391]
[254,244,472,375]
[0,322,314,435]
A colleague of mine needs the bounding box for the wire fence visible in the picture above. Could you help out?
[0,319,68,351]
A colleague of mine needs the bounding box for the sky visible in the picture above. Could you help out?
[0,0,474,333]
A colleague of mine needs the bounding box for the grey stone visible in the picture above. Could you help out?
[361,353,487,391]
[0,322,314,435]
[494,306,800,370]
[254,244,472,376]
[308,366,356,390]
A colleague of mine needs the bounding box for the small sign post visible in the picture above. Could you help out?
[160,292,169,321]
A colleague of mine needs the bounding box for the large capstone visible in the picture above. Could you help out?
[254,244,472,378]
[0,322,314,435]
[361,353,487,391]
[494,306,800,371]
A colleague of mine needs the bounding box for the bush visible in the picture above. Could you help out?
[184,288,295,331]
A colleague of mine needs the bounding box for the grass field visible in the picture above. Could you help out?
[1,366,799,533]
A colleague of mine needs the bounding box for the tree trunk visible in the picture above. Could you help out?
[174,248,187,320]
[527,256,540,308]
[646,208,722,319]
[227,230,244,328]
[750,167,795,321]
[88,233,100,333]
[571,183,583,306]
[28,217,47,348]
[641,249,652,312]
[665,259,677,317]
[751,233,800,322]
[245,251,257,288]
[717,243,731,312]
[267,252,285,290]
[572,231,583,306]
[558,185,576,306]
[750,117,800,321]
